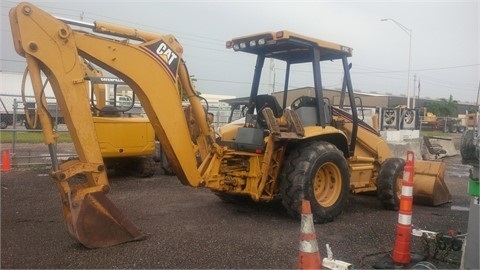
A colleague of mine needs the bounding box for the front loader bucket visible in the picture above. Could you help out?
[66,191,145,248]
[413,160,451,206]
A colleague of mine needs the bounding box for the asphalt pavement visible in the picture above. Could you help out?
[0,147,472,269]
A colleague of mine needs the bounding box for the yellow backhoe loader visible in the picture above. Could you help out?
[9,2,450,248]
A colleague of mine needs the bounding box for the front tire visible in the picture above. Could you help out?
[280,141,350,223]
[377,158,405,210]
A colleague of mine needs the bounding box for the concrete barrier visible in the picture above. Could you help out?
[381,130,458,161]
[387,139,423,161]
[427,136,459,157]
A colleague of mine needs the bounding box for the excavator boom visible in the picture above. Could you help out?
[9,2,211,247]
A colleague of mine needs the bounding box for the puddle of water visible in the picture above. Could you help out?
[446,163,473,177]
[450,205,470,211]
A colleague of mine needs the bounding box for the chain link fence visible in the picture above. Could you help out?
[1,94,74,168]
[3,92,470,168]
[1,94,234,168]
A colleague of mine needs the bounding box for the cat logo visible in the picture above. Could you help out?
[142,41,180,78]
[155,42,178,65]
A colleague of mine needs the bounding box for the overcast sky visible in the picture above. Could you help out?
[1,0,479,104]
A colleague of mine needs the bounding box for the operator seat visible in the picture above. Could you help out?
[255,95,283,118]
[98,106,122,117]
[423,136,447,159]
[292,96,332,126]
[254,95,283,128]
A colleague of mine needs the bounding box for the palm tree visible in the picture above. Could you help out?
[426,95,458,117]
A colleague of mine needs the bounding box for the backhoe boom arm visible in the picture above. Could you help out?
[9,2,213,248]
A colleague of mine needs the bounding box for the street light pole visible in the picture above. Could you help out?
[381,18,413,109]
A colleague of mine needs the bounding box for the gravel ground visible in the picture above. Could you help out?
[0,134,473,269]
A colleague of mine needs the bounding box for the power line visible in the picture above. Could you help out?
[2,1,478,96]
[4,1,478,73]
[2,1,225,45]
[2,57,476,92]
[353,64,479,74]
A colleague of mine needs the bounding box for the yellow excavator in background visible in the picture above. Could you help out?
[21,56,157,177]
[9,2,450,248]
[82,61,157,177]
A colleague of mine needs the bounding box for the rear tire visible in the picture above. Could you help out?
[377,158,405,210]
[461,129,478,162]
[0,121,7,129]
[280,141,349,223]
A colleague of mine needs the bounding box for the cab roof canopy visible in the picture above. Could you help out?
[227,30,353,64]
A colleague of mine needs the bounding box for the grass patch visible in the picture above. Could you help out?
[420,130,450,137]
[1,129,450,144]
[0,130,72,143]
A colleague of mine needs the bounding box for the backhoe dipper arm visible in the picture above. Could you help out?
[9,2,210,248]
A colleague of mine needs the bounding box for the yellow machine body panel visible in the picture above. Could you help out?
[93,117,155,158]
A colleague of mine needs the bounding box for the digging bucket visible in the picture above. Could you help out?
[64,191,145,248]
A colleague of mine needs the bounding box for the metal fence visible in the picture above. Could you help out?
[1,95,74,167]
[2,93,470,168]
[0,94,235,168]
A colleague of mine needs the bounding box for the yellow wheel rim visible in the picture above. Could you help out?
[313,162,342,208]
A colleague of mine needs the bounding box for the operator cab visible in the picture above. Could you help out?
[225,30,359,156]
[86,76,138,117]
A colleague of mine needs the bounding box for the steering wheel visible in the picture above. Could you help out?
[290,96,316,110]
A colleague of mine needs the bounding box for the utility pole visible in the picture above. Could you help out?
[413,74,417,109]
[381,18,413,108]
[476,80,480,109]
[475,81,480,128]
[268,58,275,95]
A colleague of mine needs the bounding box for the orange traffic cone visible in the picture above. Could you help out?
[1,150,12,172]
[298,200,322,270]
[392,151,415,265]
